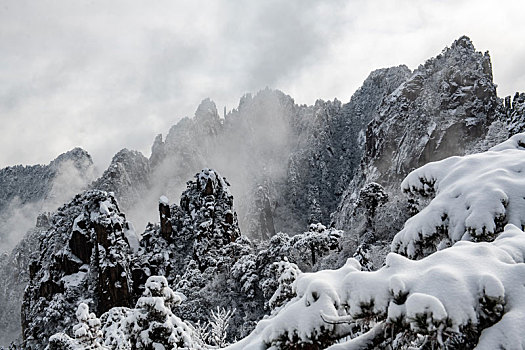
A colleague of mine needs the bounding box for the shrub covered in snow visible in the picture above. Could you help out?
[47,303,106,350]
[393,132,525,258]
[267,258,301,313]
[125,276,201,349]
[291,223,343,269]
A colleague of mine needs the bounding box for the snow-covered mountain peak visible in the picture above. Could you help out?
[49,147,93,171]
[195,98,220,121]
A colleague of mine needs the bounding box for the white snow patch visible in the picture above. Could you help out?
[61,271,87,288]
[159,195,169,205]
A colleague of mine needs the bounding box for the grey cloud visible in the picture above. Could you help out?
[0,0,524,170]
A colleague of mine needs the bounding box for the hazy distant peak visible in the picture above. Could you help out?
[50,147,93,170]
[451,35,475,50]
[235,88,292,111]
[366,65,412,81]
[111,148,147,162]
[195,97,219,121]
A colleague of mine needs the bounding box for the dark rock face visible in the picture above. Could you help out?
[159,199,173,241]
[21,190,135,349]
[69,230,92,264]
[506,92,525,135]
[335,36,503,240]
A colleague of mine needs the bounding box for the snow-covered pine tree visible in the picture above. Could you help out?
[352,243,373,272]
[356,182,388,242]
[291,223,342,269]
[267,258,300,312]
[127,276,202,350]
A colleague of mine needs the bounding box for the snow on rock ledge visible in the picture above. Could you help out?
[393,133,525,258]
[226,224,525,349]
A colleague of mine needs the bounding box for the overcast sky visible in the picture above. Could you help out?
[1,0,524,170]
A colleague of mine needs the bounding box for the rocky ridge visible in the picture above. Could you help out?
[333,36,523,242]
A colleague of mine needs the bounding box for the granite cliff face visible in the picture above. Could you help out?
[333,36,513,240]
[506,92,525,135]
[279,66,411,234]
[366,36,498,179]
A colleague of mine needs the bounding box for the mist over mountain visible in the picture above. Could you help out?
[74,66,411,242]
[0,148,96,253]
[0,36,525,349]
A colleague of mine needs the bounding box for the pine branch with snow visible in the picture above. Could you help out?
[393,133,525,258]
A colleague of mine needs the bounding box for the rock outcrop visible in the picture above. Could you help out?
[21,190,136,349]
[505,92,525,135]
[334,36,504,240]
